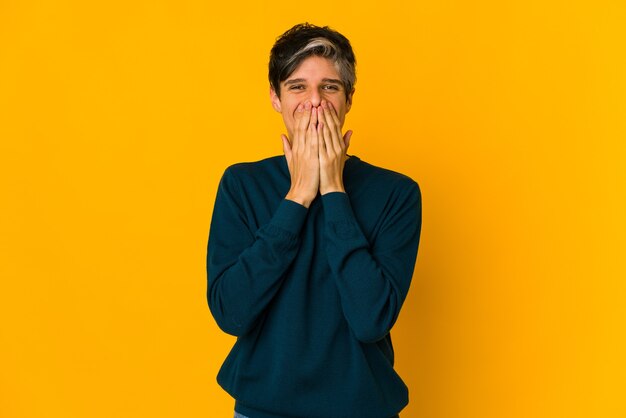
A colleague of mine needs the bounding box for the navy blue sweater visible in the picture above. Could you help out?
[206,155,421,418]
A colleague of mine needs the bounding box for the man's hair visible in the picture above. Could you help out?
[269,23,356,101]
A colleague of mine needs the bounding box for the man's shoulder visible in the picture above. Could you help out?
[222,155,285,180]
[225,155,283,173]
[349,155,419,192]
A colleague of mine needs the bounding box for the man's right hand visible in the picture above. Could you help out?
[282,101,320,208]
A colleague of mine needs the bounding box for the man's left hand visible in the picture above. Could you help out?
[318,100,353,195]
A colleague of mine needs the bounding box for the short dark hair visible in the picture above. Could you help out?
[269,23,356,101]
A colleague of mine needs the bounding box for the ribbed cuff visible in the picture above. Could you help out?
[268,199,309,236]
[321,192,354,222]
[321,192,364,240]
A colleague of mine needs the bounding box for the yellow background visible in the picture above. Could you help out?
[1,1,625,417]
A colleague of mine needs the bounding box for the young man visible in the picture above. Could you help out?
[206,23,422,418]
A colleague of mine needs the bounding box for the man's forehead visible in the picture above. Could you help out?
[282,56,341,79]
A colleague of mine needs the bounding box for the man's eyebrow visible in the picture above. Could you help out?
[284,78,306,86]
[283,78,344,85]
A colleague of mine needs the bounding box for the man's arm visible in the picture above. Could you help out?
[207,102,319,337]
[321,184,422,343]
[206,168,307,337]
[317,99,422,343]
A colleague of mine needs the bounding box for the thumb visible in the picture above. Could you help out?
[281,134,292,158]
[343,130,353,150]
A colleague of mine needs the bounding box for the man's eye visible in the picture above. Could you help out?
[289,85,305,90]
[322,85,339,90]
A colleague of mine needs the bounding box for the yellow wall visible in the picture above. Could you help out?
[1,1,624,417]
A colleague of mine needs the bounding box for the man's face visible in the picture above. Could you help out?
[270,55,354,140]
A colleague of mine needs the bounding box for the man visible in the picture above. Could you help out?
[206,23,422,418]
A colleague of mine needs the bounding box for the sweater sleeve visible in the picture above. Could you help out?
[321,182,422,343]
[206,167,308,337]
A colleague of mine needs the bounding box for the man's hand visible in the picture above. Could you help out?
[318,100,353,195]
[282,101,320,208]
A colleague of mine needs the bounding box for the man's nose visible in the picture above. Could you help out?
[309,89,321,107]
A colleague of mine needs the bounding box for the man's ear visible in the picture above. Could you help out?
[270,87,282,113]
[345,88,355,113]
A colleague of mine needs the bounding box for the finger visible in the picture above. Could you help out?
[326,102,345,153]
[307,107,317,147]
[343,130,353,151]
[291,104,304,151]
[281,133,292,158]
[309,107,319,155]
[319,102,342,153]
[320,101,338,139]
[317,121,326,154]
[310,105,318,131]
[321,120,334,157]
[326,101,342,128]
[297,102,312,145]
